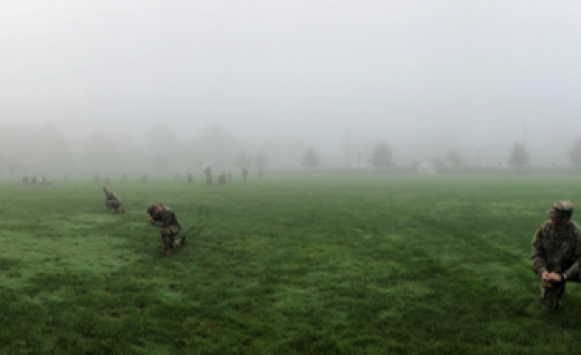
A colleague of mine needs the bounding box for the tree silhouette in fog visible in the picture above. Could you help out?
[234,151,252,168]
[445,149,462,168]
[370,142,393,168]
[508,143,529,168]
[302,148,320,168]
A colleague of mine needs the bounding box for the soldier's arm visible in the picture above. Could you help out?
[531,227,547,275]
[563,229,581,280]
[150,213,172,228]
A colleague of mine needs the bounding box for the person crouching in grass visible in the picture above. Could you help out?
[532,201,581,313]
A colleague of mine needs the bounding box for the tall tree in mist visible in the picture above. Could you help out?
[568,138,581,167]
[146,124,178,172]
[255,151,268,170]
[370,142,393,168]
[194,125,237,168]
[508,143,529,168]
[234,151,252,168]
[302,148,321,168]
[39,124,75,175]
[445,149,462,168]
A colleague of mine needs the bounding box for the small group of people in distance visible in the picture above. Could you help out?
[24,167,262,186]
[22,175,50,185]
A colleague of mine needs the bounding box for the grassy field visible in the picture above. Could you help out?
[1,175,581,354]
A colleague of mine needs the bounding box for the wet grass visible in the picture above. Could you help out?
[1,175,581,354]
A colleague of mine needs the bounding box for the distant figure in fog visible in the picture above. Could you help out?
[105,177,111,185]
[23,176,29,185]
[204,166,213,184]
[94,174,99,183]
[187,173,194,183]
[123,173,127,181]
[31,176,37,185]
[242,167,248,183]
[142,174,148,183]
[218,172,227,185]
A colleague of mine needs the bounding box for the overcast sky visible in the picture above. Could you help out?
[2,1,581,165]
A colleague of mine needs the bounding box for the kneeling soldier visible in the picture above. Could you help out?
[103,187,126,213]
[532,201,581,313]
[147,203,186,256]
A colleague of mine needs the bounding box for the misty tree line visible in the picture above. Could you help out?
[0,124,272,179]
[4,123,581,179]
[304,139,581,171]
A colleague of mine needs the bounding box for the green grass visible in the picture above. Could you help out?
[1,175,581,354]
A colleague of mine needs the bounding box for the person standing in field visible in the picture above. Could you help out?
[103,187,126,213]
[94,174,99,182]
[105,177,111,185]
[187,172,194,183]
[532,201,581,313]
[147,203,186,256]
[123,172,127,181]
[218,171,226,185]
[142,174,148,183]
[23,176,29,185]
[204,166,213,184]
[242,167,248,183]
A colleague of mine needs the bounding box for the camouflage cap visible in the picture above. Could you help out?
[547,200,573,218]
[146,203,158,215]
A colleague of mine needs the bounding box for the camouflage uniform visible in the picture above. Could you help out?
[147,204,184,250]
[105,190,124,213]
[532,201,581,312]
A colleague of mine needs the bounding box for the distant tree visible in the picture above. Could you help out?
[433,158,445,172]
[411,160,421,172]
[508,143,529,168]
[370,142,393,168]
[569,138,581,167]
[234,151,252,168]
[255,151,268,170]
[445,149,462,168]
[302,147,320,168]
[146,124,178,172]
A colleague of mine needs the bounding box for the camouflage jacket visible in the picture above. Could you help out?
[150,206,182,229]
[531,221,581,278]
[105,191,121,203]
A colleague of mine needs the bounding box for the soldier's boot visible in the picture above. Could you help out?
[164,244,171,256]
[174,236,186,247]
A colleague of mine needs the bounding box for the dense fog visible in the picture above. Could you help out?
[2,1,581,178]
